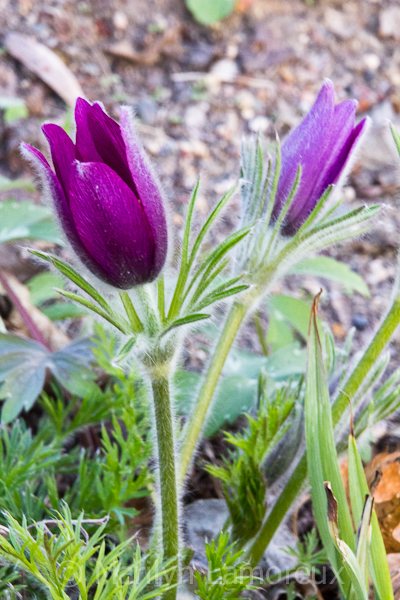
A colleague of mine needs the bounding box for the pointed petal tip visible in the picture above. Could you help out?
[322,78,334,92]
[75,97,91,110]
[20,141,50,169]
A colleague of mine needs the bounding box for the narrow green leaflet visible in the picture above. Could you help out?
[30,251,113,314]
[55,289,129,334]
[390,123,400,155]
[161,313,210,337]
[290,257,370,297]
[348,433,394,600]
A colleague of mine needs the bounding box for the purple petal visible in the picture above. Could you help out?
[75,98,103,163]
[120,107,168,277]
[273,80,336,224]
[68,161,156,288]
[42,123,75,194]
[22,143,111,281]
[21,142,78,244]
[75,99,135,190]
[312,99,358,200]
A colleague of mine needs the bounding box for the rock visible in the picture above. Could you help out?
[249,115,270,133]
[183,43,215,69]
[137,97,158,125]
[363,53,380,72]
[113,10,128,30]
[351,314,369,331]
[379,6,400,40]
[184,102,209,133]
[366,258,395,286]
[324,8,356,39]
[235,90,255,111]
[210,59,239,82]
[184,499,297,573]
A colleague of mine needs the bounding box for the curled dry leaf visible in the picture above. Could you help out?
[0,272,69,351]
[5,33,84,107]
[365,452,400,553]
[387,554,400,599]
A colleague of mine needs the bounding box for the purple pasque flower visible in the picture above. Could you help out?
[23,99,168,289]
[272,80,368,236]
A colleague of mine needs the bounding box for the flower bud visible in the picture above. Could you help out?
[23,99,168,289]
[272,79,368,235]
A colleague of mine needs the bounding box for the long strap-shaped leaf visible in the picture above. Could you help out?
[305,292,356,594]
[348,432,394,600]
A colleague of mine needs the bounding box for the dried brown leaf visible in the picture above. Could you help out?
[1,273,69,351]
[364,452,400,553]
[5,33,84,107]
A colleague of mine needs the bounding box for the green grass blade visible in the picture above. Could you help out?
[355,496,373,593]
[305,295,340,574]
[348,433,394,600]
[390,123,400,155]
[307,293,355,550]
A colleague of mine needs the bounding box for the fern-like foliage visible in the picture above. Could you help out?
[0,505,173,600]
[195,532,257,600]
[207,378,297,545]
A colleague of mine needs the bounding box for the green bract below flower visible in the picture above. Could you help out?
[23,99,168,290]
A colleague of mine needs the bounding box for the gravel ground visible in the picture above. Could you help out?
[1,0,400,399]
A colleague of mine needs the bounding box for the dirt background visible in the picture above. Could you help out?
[1,0,400,384]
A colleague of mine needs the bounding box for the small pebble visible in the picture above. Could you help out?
[173,213,183,227]
[363,53,380,72]
[343,186,356,202]
[380,6,400,40]
[210,59,239,82]
[235,89,255,111]
[248,115,270,133]
[113,11,128,30]
[184,102,209,131]
[352,314,369,331]
[137,97,158,125]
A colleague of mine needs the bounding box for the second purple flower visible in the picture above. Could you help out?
[23,99,168,289]
[272,80,368,236]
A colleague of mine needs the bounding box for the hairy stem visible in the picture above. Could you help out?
[245,290,400,566]
[150,364,179,600]
[178,300,248,486]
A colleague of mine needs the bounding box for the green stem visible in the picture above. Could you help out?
[150,364,179,600]
[178,300,248,486]
[331,293,400,426]
[245,291,400,567]
[254,311,269,356]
